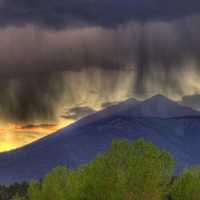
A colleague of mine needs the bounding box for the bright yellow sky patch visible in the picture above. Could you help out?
[0,119,75,153]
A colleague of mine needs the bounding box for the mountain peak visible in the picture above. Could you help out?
[142,95,181,109]
[127,94,200,118]
[122,97,140,105]
[146,94,174,103]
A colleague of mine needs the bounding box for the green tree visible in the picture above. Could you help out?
[13,139,175,200]
[27,180,41,200]
[75,139,174,200]
[171,167,200,200]
[41,166,69,200]
[11,194,25,200]
[28,166,69,200]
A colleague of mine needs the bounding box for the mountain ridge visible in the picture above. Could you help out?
[124,94,200,118]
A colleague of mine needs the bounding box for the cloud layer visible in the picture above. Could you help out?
[0,1,200,125]
[0,0,200,28]
[181,94,200,110]
[62,106,95,120]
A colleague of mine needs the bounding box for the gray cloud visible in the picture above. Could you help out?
[1,18,200,123]
[181,94,200,110]
[0,4,200,123]
[0,19,200,91]
[0,72,65,123]
[0,0,200,29]
[61,106,95,120]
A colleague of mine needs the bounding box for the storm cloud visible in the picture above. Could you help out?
[0,0,200,28]
[0,19,200,89]
[62,106,95,120]
[181,94,200,110]
[0,72,65,123]
[0,1,200,123]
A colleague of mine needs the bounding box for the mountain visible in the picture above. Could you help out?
[123,95,200,118]
[0,95,200,184]
[70,95,199,128]
[65,97,141,128]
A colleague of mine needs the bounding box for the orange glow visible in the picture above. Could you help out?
[0,119,75,152]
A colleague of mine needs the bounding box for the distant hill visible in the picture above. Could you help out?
[0,95,200,184]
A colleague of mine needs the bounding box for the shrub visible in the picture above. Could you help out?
[171,167,200,200]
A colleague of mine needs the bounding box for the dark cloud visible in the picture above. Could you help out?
[0,26,124,77]
[62,106,95,120]
[19,123,57,130]
[0,72,65,123]
[0,0,200,28]
[0,19,200,82]
[0,18,200,122]
[0,2,200,123]
[181,94,200,110]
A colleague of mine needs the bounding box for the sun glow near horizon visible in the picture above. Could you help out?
[0,119,75,153]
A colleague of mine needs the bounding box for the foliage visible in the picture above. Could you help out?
[73,139,175,200]
[171,167,200,200]
[12,139,175,200]
[5,139,200,200]
[0,182,28,200]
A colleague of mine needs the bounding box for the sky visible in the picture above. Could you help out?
[1,0,200,151]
